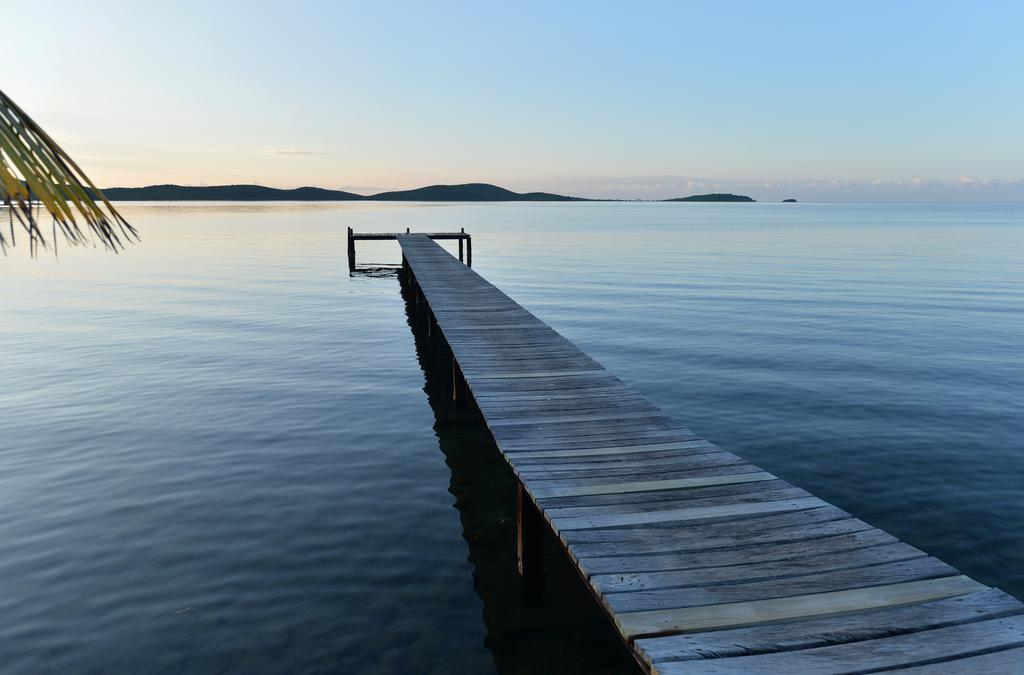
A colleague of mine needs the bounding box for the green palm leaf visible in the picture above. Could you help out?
[0,89,137,253]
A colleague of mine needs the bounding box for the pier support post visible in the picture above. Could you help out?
[466,235,472,268]
[348,225,356,270]
[448,358,483,420]
[452,361,463,404]
[517,483,545,597]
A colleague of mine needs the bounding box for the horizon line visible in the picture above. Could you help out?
[98,181,1024,205]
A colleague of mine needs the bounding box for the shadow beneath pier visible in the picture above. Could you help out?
[399,277,640,675]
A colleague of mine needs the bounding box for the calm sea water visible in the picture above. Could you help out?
[1,202,1022,673]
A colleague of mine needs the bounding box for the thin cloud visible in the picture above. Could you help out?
[259,148,327,156]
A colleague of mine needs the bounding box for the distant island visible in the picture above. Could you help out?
[368,183,585,201]
[101,184,364,201]
[783,198,798,203]
[101,183,581,202]
[99,182,756,203]
[664,193,755,202]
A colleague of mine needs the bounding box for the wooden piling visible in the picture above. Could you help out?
[347,227,355,272]
[517,482,546,597]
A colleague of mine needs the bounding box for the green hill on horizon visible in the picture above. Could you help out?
[368,182,583,201]
[664,193,756,202]
[101,184,364,201]
[101,182,582,202]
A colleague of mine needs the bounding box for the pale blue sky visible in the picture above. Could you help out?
[6,1,1023,200]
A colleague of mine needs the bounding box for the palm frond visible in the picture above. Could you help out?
[0,89,137,253]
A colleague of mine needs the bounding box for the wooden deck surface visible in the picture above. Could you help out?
[397,234,1024,674]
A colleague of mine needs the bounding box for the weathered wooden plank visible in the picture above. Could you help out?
[604,557,958,614]
[486,403,663,419]
[545,487,813,520]
[535,478,790,510]
[460,357,596,369]
[591,541,926,593]
[452,337,566,348]
[541,483,807,523]
[527,463,764,489]
[454,343,597,354]
[475,387,635,402]
[448,339,581,350]
[654,613,1024,674]
[442,323,551,331]
[514,450,743,473]
[487,410,667,426]
[507,439,715,460]
[515,451,750,481]
[474,386,637,402]
[512,446,720,467]
[527,472,776,499]
[552,496,827,531]
[466,369,613,382]
[471,378,626,393]
[493,421,694,442]
[490,410,677,426]
[615,575,986,638]
[561,506,856,545]
[468,377,625,393]
[497,436,707,456]
[466,368,606,381]
[634,588,1023,665]
[497,431,704,452]
[432,312,534,322]
[456,346,603,358]
[517,449,755,476]
[577,527,896,572]
[482,398,658,414]
[461,360,606,373]
[421,303,515,311]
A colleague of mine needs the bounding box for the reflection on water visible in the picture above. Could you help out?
[351,266,402,278]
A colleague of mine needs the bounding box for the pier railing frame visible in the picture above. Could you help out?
[348,227,471,272]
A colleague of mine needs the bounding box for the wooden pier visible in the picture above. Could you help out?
[395,233,1024,673]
